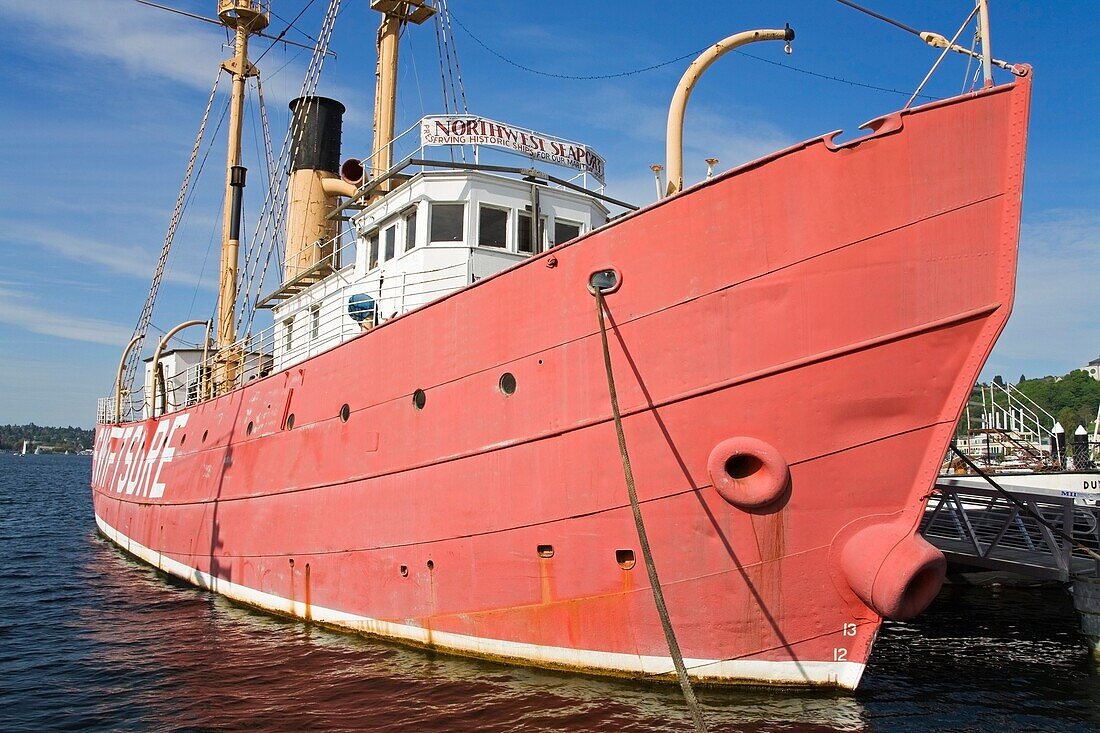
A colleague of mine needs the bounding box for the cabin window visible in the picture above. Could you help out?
[478,205,508,248]
[368,231,379,270]
[283,317,294,352]
[554,219,582,246]
[518,213,546,254]
[310,304,321,340]
[384,224,396,261]
[404,208,417,252]
[430,203,464,242]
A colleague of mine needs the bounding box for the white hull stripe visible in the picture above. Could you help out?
[96,514,865,689]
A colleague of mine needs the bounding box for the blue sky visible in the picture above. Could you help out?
[0,0,1096,427]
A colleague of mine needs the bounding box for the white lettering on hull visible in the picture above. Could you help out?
[92,414,190,498]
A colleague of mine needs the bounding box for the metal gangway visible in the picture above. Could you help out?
[921,482,1100,582]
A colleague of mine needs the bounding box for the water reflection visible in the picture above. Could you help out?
[4,456,1100,733]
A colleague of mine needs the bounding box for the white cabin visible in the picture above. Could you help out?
[263,167,609,371]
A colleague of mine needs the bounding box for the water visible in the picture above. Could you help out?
[2,453,1099,732]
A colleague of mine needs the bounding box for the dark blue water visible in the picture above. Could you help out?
[2,454,1099,732]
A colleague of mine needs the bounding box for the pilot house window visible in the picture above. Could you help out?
[554,219,582,246]
[384,224,396,261]
[368,231,379,270]
[518,212,545,254]
[430,203,464,242]
[404,209,417,252]
[478,205,508,248]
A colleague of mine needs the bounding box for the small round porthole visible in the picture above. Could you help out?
[616,549,636,570]
[587,268,621,295]
[339,403,350,422]
[399,565,408,577]
[246,421,254,436]
[412,389,426,410]
[285,414,295,430]
[499,372,517,396]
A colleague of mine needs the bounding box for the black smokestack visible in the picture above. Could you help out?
[288,96,346,173]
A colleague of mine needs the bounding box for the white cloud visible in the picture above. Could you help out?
[0,0,225,92]
[0,285,133,346]
[0,224,211,289]
[982,208,1100,379]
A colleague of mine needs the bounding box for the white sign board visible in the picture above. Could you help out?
[421,116,605,184]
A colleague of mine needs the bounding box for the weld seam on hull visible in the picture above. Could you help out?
[102,301,998,510]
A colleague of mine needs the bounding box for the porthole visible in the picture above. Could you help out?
[201,430,208,443]
[246,421,254,436]
[399,564,408,577]
[286,414,295,430]
[339,403,350,422]
[587,268,621,295]
[180,434,187,445]
[412,389,426,410]
[426,559,435,570]
[498,372,517,396]
[537,544,555,559]
[616,549,636,570]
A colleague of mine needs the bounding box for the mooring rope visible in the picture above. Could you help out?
[592,288,708,733]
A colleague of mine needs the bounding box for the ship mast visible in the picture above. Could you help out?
[215,1,269,391]
[369,2,436,183]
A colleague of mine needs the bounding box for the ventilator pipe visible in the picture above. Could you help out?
[340,157,365,186]
[114,334,143,425]
[150,320,209,418]
[321,176,358,198]
[665,25,793,196]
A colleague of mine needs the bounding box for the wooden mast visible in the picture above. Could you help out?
[369,2,436,186]
[215,1,269,393]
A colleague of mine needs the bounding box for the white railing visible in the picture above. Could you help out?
[963,381,1056,446]
[129,257,471,418]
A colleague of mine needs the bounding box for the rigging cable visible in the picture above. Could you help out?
[431,7,452,113]
[451,9,936,101]
[439,0,469,112]
[449,10,704,81]
[240,0,343,337]
[438,7,463,116]
[184,97,231,319]
[904,4,978,109]
[130,0,333,56]
[256,0,319,65]
[118,69,222,415]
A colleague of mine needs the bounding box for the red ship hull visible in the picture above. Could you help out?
[91,75,1031,688]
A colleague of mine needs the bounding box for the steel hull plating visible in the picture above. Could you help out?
[91,77,1031,689]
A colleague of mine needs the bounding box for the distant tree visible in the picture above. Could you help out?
[1018,374,1026,385]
